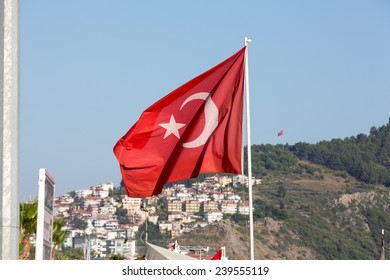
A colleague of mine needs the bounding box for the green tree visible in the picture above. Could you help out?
[71,216,88,230]
[106,253,126,260]
[51,218,67,259]
[136,221,170,248]
[19,201,38,259]
[231,213,248,226]
[55,247,84,260]
[116,206,130,224]
[19,201,66,260]
[277,185,286,198]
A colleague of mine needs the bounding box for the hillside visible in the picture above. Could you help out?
[176,163,389,259]
[290,123,390,186]
[176,123,390,260]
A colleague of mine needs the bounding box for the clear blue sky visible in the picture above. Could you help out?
[20,0,390,200]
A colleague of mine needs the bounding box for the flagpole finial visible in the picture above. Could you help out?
[245,37,252,46]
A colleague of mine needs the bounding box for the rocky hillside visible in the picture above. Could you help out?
[177,161,390,260]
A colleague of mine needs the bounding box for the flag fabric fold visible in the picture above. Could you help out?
[114,47,246,198]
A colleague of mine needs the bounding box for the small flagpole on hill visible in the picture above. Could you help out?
[379,229,385,260]
[244,36,255,260]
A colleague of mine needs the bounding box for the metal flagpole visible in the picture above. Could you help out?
[244,36,254,260]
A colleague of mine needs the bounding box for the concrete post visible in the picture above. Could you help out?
[0,0,20,260]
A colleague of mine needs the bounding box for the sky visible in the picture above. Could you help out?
[20,0,390,200]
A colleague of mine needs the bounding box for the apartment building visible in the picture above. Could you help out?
[201,200,219,214]
[167,199,183,213]
[184,200,200,214]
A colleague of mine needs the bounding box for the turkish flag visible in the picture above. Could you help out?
[114,47,246,198]
[211,249,222,260]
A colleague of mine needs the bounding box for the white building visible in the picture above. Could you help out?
[96,238,107,258]
[159,222,173,233]
[83,196,101,208]
[218,176,232,186]
[107,229,129,240]
[58,194,74,204]
[122,196,142,214]
[92,219,108,228]
[92,187,109,198]
[237,202,250,215]
[75,189,93,198]
[100,182,114,192]
[105,220,119,230]
[195,193,210,202]
[122,196,142,205]
[106,238,136,259]
[204,176,218,185]
[220,201,238,215]
[176,191,192,201]
[54,203,70,215]
[204,211,223,222]
[225,194,241,202]
[125,225,140,238]
[211,192,225,202]
[233,175,260,187]
[100,204,116,215]
[168,212,182,221]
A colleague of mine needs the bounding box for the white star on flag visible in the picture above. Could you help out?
[159,115,185,139]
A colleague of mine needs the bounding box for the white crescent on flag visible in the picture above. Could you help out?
[180,92,218,148]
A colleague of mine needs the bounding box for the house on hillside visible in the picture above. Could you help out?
[106,238,137,259]
[204,210,223,222]
[219,201,237,215]
[237,202,250,215]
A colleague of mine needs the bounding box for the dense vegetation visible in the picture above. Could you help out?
[291,125,390,186]
[248,124,390,187]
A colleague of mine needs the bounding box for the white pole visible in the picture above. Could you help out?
[87,236,91,260]
[0,0,20,260]
[244,36,254,260]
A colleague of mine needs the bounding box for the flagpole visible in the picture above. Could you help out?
[244,36,254,260]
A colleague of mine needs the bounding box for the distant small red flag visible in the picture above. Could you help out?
[169,243,175,250]
[211,249,222,260]
[277,130,284,137]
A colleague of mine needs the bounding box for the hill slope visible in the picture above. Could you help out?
[177,123,390,259]
[177,165,389,259]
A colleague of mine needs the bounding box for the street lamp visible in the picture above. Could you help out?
[140,204,149,242]
[85,228,92,260]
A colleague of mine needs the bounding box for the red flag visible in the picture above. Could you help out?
[211,249,222,260]
[277,130,284,137]
[114,47,246,198]
[169,243,175,250]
